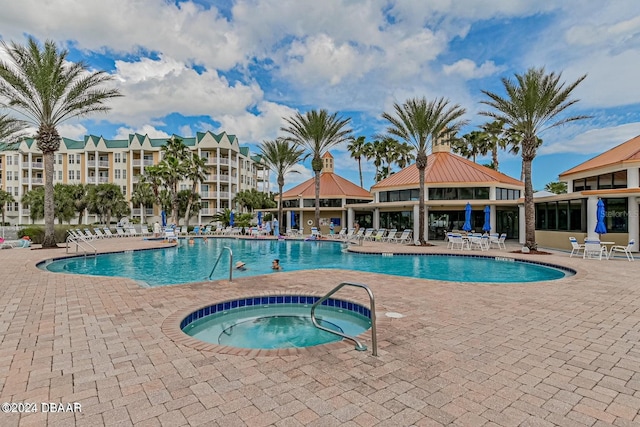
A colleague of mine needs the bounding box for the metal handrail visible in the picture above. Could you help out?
[208,246,233,281]
[66,233,97,256]
[310,282,377,356]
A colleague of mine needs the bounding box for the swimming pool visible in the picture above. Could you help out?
[181,295,371,349]
[41,238,572,285]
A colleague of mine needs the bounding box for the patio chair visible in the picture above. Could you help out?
[469,234,488,251]
[609,239,635,261]
[329,228,346,239]
[583,240,608,260]
[115,227,127,237]
[81,229,97,240]
[383,229,398,243]
[392,229,412,244]
[311,227,322,238]
[163,228,178,242]
[102,227,115,238]
[203,225,212,235]
[349,228,365,242]
[141,225,152,236]
[128,227,139,237]
[93,228,106,239]
[448,233,468,250]
[568,237,585,258]
[367,228,386,242]
[361,228,374,240]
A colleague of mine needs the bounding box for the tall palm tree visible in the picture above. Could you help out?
[382,97,466,245]
[481,67,588,250]
[0,37,121,247]
[346,136,367,187]
[159,136,189,225]
[183,154,207,228]
[450,130,489,163]
[260,138,306,235]
[281,109,352,227]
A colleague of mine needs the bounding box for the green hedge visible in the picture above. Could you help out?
[17,225,76,244]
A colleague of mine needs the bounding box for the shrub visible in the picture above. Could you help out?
[17,225,76,244]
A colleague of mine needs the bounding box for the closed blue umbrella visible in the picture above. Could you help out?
[463,203,472,232]
[482,205,491,232]
[290,211,296,228]
[161,210,166,227]
[229,210,235,227]
[257,211,262,227]
[595,198,607,236]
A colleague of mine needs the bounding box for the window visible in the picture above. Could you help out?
[57,171,62,181]
[114,170,121,179]
[56,154,62,164]
[68,170,74,180]
[6,172,11,181]
[603,198,628,232]
[122,186,127,195]
[13,187,18,196]
[68,155,74,164]
[536,199,586,231]
[496,188,521,200]
[114,153,121,163]
[7,156,12,165]
[122,169,126,179]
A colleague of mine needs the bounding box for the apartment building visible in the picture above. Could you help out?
[0,131,269,225]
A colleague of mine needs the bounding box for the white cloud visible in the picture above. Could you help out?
[57,123,88,140]
[443,59,504,79]
[216,101,298,144]
[113,125,171,140]
[540,122,640,155]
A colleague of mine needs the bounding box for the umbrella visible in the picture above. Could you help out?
[161,210,167,227]
[290,211,296,228]
[482,205,491,232]
[462,203,472,232]
[229,210,235,227]
[595,198,607,236]
[257,211,262,227]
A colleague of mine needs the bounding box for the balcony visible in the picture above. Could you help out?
[22,208,30,216]
[200,191,230,199]
[30,178,44,185]
[86,176,109,184]
[206,157,230,165]
[132,159,154,167]
[132,208,154,216]
[87,160,109,168]
[22,162,44,169]
[199,208,216,215]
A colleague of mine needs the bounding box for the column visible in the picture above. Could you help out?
[216,147,221,210]
[627,166,640,188]
[518,204,525,244]
[424,206,429,242]
[27,152,33,191]
[94,150,99,184]
[628,197,639,251]
[373,208,379,230]
[586,196,598,239]
[347,207,354,231]
[490,205,496,234]
[413,204,420,245]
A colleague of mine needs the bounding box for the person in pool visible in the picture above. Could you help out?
[271,259,281,270]
[235,261,247,271]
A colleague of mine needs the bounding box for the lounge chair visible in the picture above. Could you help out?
[128,227,139,237]
[311,227,322,238]
[329,228,346,239]
[392,229,412,244]
[448,233,468,250]
[568,237,585,258]
[609,239,635,261]
[115,227,127,237]
[583,240,608,260]
[93,228,106,239]
[81,229,97,240]
[103,227,115,238]
[383,229,398,243]
[141,225,152,236]
[203,225,212,235]
[361,228,374,240]
[349,228,365,241]
[163,228,178,242]
[367,228,386,242]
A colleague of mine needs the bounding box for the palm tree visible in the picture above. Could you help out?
[87,183,129,226]
[0,189,15,225]
[481,67,588,250]
[260,138,306,235]
[183,154,207,228]
[382,97,466,245]
[0,113,27,146]
[346,136,367,187]
[544,181,567,194]
[157,156,186,226]
[281,109,352,227]
[450,130,489,163]
[130,182,155,225]
[0,37,122,247]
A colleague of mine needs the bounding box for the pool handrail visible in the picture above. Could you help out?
[66,232,97,257]
[208,246,233,282]
[310,282,377,356]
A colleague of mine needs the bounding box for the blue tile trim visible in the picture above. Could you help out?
[180,295,370,331]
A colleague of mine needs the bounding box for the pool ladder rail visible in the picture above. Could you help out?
[66,233,97,257]
[310,282,378,356]
[208,246,233,282]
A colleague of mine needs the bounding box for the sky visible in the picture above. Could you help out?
[2,0,640,192]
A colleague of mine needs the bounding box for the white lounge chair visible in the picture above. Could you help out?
[103,227,115,238]
[367,228,386,242]
[583,240,608,260]
[329,228,346,239]
[609,239,635,261]
[115,227,127,237]
[128,227,139,237]
[82,229,97,240]
[310,227,322,238]
[383,229,398,243]
[568,237,585,258]
[448,233,469,250]
[163,228,178,242]
[392,229,412,244]
[361,228,374,241]
[349,228,365,241]
[93,228,106,239]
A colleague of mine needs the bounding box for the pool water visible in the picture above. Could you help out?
[43,238,570,285]
[183,303,371,349]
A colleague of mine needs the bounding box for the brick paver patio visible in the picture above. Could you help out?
[0,237,639,426]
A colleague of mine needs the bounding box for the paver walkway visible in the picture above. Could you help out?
[0,237,639,426]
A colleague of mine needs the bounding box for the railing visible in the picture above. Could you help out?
[208,246,233,282]
[66,233,97,257]
[310,282,377,356]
